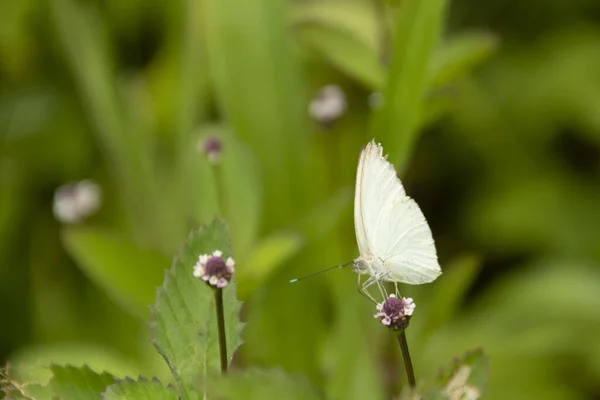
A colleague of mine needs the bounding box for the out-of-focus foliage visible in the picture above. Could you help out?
[19,365,115,400]
[1,0,600,398]
[103,377,178,400]
[2,218,247,399]
[399,348,488,400]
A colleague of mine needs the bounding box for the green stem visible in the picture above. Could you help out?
[212,163,228,220]
[397,330,416,388]
[214,288,228,373]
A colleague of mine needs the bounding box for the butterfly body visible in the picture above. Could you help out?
[353,253,385,276]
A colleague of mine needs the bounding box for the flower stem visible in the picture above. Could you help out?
[211,163,228,221]
[214,287,228,373]
[397,330,416,388]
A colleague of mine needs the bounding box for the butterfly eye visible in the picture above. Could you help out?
[352,259,369,273]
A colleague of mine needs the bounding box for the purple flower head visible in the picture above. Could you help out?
[193,250,235,288]
[374,294,415,331]
[200,135,223,164]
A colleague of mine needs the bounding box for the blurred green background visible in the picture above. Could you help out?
[2,0,600,399]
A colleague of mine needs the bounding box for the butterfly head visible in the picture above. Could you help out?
[352,258,370,275]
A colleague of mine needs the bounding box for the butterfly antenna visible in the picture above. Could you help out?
[289,262,353,283]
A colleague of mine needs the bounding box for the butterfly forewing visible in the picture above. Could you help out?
[354,145,372,255]
[355,141,406,254]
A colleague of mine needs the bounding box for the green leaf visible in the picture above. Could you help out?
[323,283,385,400]
[240,231,303,297]
[49,0,170,249]
[291,0,383,89]
[291,0,377,48]
[62,228,170,319]
[151,0,210,242]
[23,365,115,400]
[430,31,498,87]
[0,160,25,271]
[8,343,141,386]
[193,125,261,261]
[206,369,323,400]
[295,25,383,90]
[370,0,449,170]
[202,0,318,228]
[419,88,455,127]
[296,187,353,242]
[417,255,481,340]
[49,0,129,161]
[103,377,177,400]
[150,218,243,400]
[0,0,35,77]
[49,0,150,212]
[172,0,209,162]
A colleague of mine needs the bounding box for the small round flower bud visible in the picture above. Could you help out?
[199,135,223,164]
[374,294,415,330]
[53,180,102,224]
[193,250,235,288]
[368,92,384,110]
[308,84,347,126]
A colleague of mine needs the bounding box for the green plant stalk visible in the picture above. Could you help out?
[397,330,416,388]
[214,288,228,373]
[212,163,228,221]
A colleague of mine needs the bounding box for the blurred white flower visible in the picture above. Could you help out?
[308,85,347,125]
[53,180,102,224]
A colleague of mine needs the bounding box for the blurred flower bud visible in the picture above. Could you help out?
[368,92,384,110]
[374,294,415,330]
[199,135,223,164]
[53,180,102,224]
[193,250,235,288]
[308,85,347,126]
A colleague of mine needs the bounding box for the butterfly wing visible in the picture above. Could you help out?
[354,142,376,256]
[355,140,441,284]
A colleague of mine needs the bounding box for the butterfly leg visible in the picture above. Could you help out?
[357,274,378,304]
[376,280,388,300]
[361,274,388,302]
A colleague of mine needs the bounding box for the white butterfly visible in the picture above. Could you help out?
[352,140,441,299]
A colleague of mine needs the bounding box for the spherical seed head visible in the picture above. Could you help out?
[382,296,405,315]
[192,250,235,288]
[205,256,227,276]
[201,136,223,164]
[374,294,415,331]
